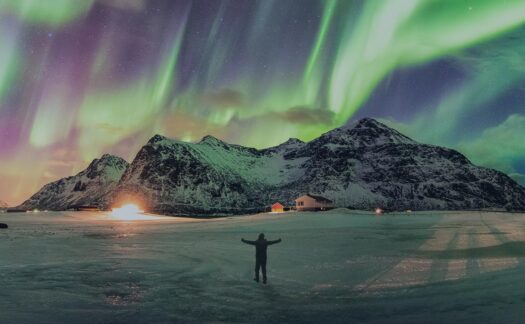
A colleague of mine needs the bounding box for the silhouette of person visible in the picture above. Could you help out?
[241,233,281,284]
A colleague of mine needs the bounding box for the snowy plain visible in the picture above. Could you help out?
[2,209,525,323]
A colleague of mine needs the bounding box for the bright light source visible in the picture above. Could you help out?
[111,204,144,220]
[375,208,383,215]
[115,204,142,214]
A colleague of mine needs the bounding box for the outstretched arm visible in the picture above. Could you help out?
[241,238,256,245]
[268,238,282,245]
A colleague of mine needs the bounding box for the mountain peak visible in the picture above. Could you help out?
[354,117,384,128]
[89,154,127,167]
[85,154,128,180]
[18,153,129,210]
[262,137,306,154]
[342,117,391,131]
[99,153,125,162]
[347,117,416,145]
[148,134,169,144]
[199,135,226,145]
[283,138,304,145]
[309,117,415,149]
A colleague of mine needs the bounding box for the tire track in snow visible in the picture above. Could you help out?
[428,230,459,282]
[465,227,481,276]
[444,227,469,281]
[354,218,451,292]
[353,213,524,294]
[477,213,519,271]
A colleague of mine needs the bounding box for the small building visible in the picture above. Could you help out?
[295,194,333,211]
[271,202,284,213]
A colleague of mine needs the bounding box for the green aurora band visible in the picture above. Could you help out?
[69,0,525,148]
[1,0,525,205]
[0,0,94,26]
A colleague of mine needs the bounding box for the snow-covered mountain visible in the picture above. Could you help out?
[109,118,525,214]
[19,154,128,210]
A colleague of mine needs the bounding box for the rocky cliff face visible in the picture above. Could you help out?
[19,154,128,210]
[109,118,525,214]
[0,200,8,209]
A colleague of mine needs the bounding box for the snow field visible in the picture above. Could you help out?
[1,210,525,323]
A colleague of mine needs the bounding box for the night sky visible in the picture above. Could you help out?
[1,0,525,205]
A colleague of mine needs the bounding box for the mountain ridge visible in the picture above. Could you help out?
[110,118,525,214]
[20,118,525,214]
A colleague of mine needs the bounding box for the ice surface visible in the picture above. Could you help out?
[1,210,525,323]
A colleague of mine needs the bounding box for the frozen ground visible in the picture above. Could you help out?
[2,209,525,323]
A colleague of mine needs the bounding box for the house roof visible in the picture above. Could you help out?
[272,202,284,208]
[295,194,333,203]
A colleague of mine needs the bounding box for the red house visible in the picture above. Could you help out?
[271,202,284,213]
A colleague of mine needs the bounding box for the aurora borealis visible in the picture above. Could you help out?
[1,0,525,205]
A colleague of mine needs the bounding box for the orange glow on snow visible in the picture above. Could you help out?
[111,203,145,220]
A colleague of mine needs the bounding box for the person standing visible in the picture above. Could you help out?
[241,233,281,284]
